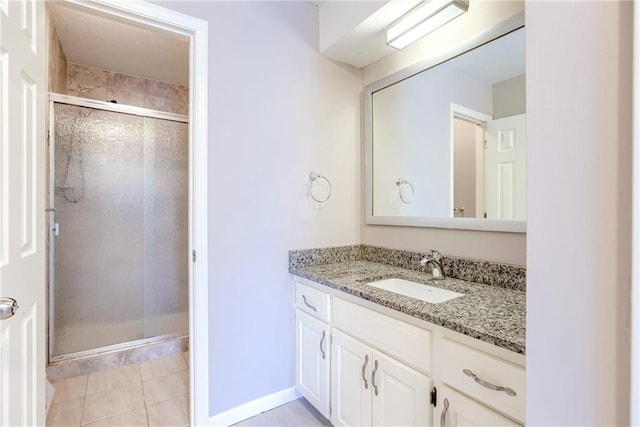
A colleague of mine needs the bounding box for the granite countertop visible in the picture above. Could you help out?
[290,260,526,355]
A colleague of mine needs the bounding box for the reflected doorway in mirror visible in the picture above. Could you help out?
[364,20,526,232]
[451,104,491,219]
[452,105,526,220]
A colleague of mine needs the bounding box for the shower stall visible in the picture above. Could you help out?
[48,94,189,362]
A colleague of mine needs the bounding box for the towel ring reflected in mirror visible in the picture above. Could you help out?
[309,171,332,203]
[396,179,415,204]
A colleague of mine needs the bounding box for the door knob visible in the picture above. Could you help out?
[0,297,19,320]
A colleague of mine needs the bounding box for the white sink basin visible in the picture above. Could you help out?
[367,278,464,304]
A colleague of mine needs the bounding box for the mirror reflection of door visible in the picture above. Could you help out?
[453,112,526,220]
[453,117,480,218]
[451,106,490,219]
[369,27,526,223]
[485,114,527,219]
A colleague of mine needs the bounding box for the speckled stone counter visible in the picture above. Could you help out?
[289,247,526,355]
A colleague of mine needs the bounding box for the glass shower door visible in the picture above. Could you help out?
[50,102,188,360]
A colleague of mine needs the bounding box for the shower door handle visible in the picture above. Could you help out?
[0,297,19,320]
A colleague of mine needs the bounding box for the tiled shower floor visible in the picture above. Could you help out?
[47,352,190,426]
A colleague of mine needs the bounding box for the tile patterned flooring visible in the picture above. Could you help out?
[47,352,190,426]
[48,350,331,427]
[232,398,332,427]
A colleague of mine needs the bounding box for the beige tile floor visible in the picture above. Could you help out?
[48,350,330,427]
[47,352,190,427]
[232,398,332,427]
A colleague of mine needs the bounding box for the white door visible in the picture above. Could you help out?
[485,114,526,219]
[331,330,372,427]
[0,0,46,425]
[438,386,520,427]
[371,350,432,427]
[295,309,330,418]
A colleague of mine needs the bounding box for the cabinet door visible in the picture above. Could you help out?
[331,330,372,427]
[438,386,521,427]
[371,350,432,427]
[295,309,330,418]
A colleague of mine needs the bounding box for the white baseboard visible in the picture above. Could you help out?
[208,387,302,426]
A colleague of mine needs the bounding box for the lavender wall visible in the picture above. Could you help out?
[526,1,632,424]
[151,1,362,417]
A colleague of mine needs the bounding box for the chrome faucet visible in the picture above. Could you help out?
[420,250,444,280]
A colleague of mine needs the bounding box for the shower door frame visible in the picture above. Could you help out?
[47,93,190,363]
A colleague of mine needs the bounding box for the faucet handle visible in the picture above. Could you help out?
[430,249,440,260]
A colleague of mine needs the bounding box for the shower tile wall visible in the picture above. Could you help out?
[48,24,67,94]
[65,63,189,115]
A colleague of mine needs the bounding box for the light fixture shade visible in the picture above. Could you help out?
[387,0,469,50]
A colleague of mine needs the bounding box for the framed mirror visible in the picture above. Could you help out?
[364,14,525,233]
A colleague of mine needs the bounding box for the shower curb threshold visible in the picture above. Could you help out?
[46,333,188,381]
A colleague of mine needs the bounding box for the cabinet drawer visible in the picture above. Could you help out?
[333,298,431,373]
[295,281,330,322]
[440,338,525,423]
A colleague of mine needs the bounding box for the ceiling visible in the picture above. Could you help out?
[48,3,190,86]
[319,0,423,68]
[47,1,522,85]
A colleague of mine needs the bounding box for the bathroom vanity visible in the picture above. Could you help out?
[290,246,525,426]
[292,13,528,425]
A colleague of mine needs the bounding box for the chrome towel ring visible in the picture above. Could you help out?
[309,171,332,203]
[396,179,415,204]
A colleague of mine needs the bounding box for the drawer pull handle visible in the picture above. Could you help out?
[302,295,317,312]
[320,331,326,360]
[372,359,379,396]
[361,355,369,389]
[463,369,517,396]
[440,398,449,427]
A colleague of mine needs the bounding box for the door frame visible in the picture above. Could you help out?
[450,103,491,219]
[632,1,640,423]
[52,1,209,424]
[47,93,190,364]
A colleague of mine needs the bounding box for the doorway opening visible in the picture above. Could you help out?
[450,103,527,220]
[44,1,209,424]
[450,104,491,219]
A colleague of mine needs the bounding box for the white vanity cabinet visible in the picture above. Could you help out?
[439,338,525,423]
[292,278,526,426]
[294,282,331,418]
[330,296,434,426]
[331,329,432,427]
[437,386,520,427]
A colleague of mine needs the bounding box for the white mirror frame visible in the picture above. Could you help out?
[364,12,525,233]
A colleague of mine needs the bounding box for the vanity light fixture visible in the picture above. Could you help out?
[386,0,469,50]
